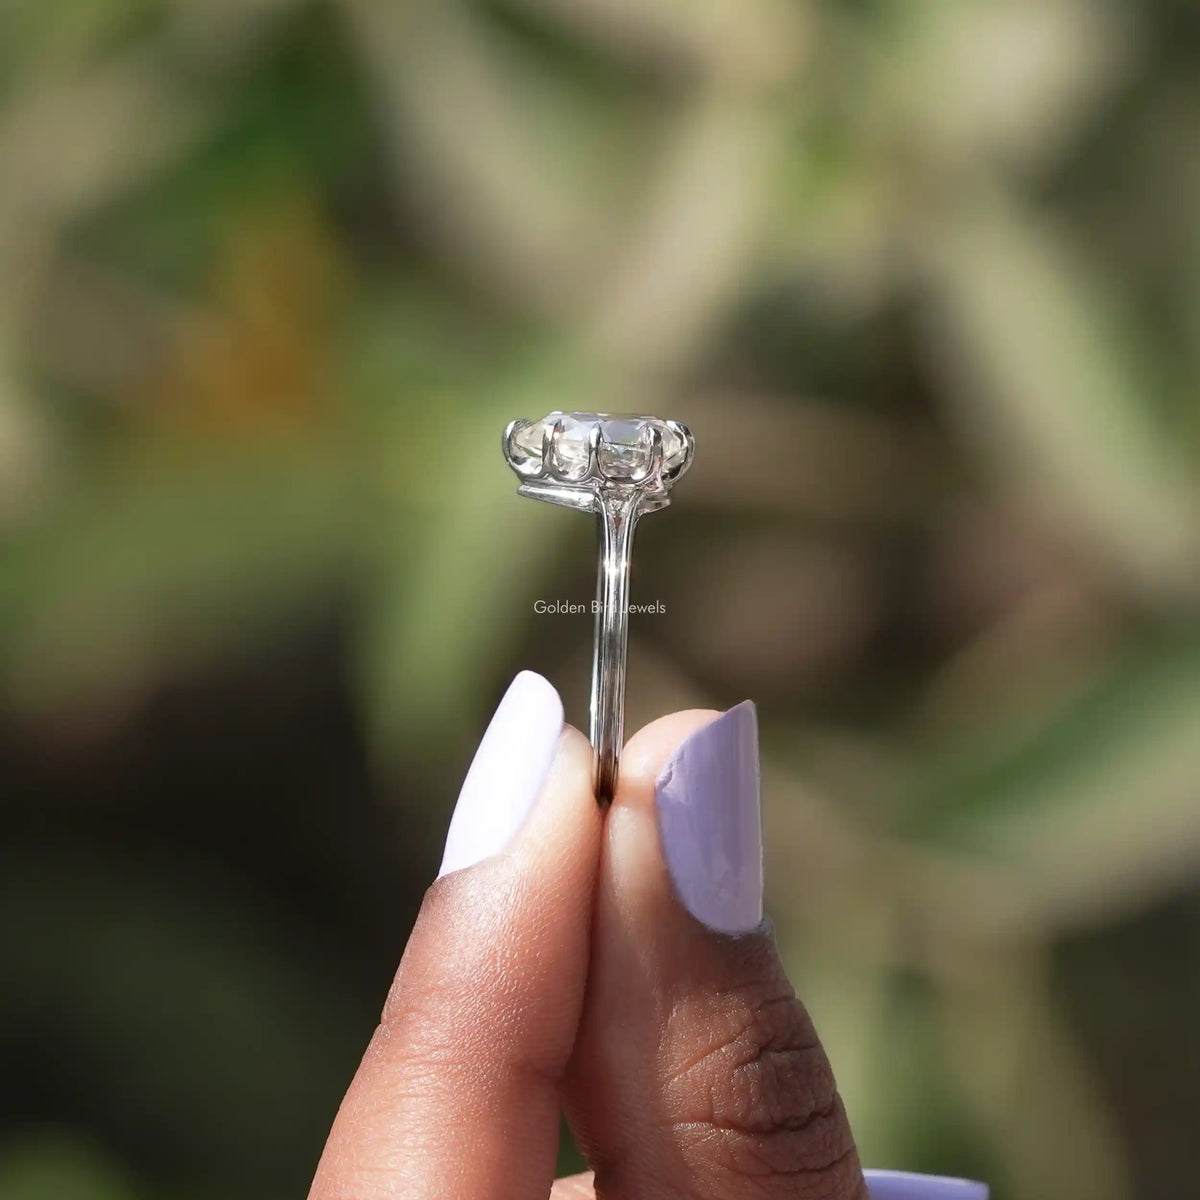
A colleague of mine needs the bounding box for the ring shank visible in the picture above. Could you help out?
[590,489,641,806]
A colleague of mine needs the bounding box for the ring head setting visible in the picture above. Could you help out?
[503,412,694,511]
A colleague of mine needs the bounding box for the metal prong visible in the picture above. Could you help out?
[664,419,694,480]
[542,417,565,481]
[587,421,603,479]
[631,425,664,486]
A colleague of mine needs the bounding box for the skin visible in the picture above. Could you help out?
[309,712,868,1200]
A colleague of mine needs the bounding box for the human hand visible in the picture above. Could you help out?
[309,672,986,1200]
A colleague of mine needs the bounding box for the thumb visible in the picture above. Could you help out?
[564,705,988,1200]
[310,671,601,1200]
[565,702,868,1199]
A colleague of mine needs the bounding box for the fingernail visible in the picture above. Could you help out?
[864,1171,989,1200]
[437,671,564,878]
[654,701,762,934]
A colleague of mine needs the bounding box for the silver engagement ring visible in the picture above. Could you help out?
[503,412,695,805]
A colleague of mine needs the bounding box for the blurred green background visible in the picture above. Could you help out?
[2,0,1200,1197]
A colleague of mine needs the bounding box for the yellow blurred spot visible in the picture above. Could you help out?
[154,195,348,439]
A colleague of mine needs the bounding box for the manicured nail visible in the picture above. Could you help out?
[654,701,762,934]
[864,1171,989,1200]
[437,671,564,878]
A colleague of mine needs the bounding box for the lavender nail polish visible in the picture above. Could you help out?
[864,1171,989,1199]
[437,671,563,878]
[654,701,762,934]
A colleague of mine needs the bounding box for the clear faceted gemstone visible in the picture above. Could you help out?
[508,411,690,483]
[512,412,589,477]
[553,414,593,479]
[509,421,544,469]
[596,418,652,479]
[656,423,689,474]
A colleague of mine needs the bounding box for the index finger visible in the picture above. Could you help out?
[309,673,602,1200]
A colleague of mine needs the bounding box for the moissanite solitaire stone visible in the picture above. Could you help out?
[504,411,692,494]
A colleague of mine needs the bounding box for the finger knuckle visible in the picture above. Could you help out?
[666,981,866,1199]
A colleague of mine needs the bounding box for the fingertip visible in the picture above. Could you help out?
[616,702,762,936]
[438,670,565,878]
[617,708,725,808]
[514,668,565,729]
[468,719,601,905]
[558,719,595,764]
[519,721,598,847]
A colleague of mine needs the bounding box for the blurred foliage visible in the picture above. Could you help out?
[2,0,1200,1197]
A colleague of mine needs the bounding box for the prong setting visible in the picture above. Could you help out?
[503,410,693,502]
[663,420,694,482]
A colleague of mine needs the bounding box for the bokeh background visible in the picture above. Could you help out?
[3,0,1200,1197]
